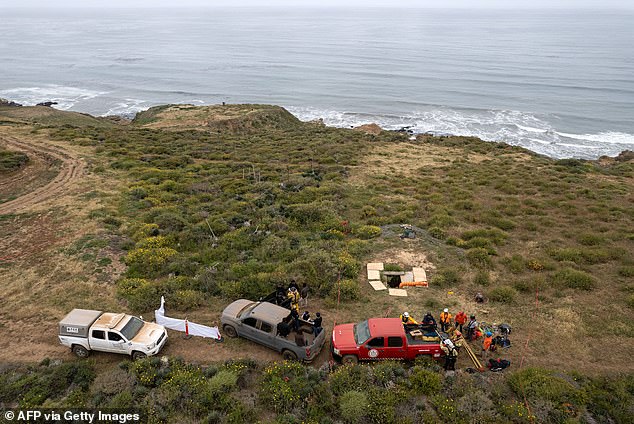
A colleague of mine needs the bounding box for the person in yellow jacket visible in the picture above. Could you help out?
[399,311,418,326]
[288,286,300,313]
[439,308,452,332]
[451,329,465,350]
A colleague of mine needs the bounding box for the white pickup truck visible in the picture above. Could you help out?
[59,309,168,360]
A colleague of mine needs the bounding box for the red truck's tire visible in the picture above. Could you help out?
[223,325,238,338]
[72,345,89,358]
[342,355,358,365]
[282,350,298,361]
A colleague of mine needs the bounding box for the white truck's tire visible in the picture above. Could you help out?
[72,345,89,358]
[131,351,147,361]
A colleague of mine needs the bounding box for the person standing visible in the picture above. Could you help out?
[439,308,452,332]
[440,339,458,371]
[454,311,467,333]
[288,286,300,313]
[313,312,323,336]
[300,283,309,307]
[467,315,478,341]
[481,331,493,360]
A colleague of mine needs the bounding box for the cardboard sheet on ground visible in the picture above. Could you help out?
[388,288,408,297]
[367,269,381,280]
[366,262,384,271]
[369,280,387,291]
[155,296,221,340]
[413,267,427,282]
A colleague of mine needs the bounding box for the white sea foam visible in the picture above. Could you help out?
[287,106,634,159]
[0,85,106,110]
[103,99,149,118]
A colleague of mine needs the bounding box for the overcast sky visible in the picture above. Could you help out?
[2,0,633,8]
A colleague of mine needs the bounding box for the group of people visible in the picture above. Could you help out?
[276,280,323,345]
[400,308,498,371]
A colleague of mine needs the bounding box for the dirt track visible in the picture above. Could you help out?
[0,136,85,215]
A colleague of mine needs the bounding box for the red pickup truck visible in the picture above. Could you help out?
[331,318,444,364]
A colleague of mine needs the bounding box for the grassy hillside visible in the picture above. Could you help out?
[1,104,633,423]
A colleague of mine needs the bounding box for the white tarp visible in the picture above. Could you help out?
[155,296,221,340]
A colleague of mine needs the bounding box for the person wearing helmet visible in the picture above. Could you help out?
[439,308,452,332]
[440,338,458,371]
[481,331,494,360]
[287,286,300,313]
[451,329,465,350]
[400,311,418,326]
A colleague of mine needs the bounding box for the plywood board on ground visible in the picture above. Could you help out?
[402,272,414,283]
[413,267,427,282]
[388,288,408,297]
[366,262,384,271]
[367,269,381,280]
[369,280,387,291]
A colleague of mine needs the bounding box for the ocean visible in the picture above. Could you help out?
[1,7,633,159]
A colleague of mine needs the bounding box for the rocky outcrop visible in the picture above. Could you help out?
[353,123,382,135]
[0,98,22,107]
[36,101,58,107]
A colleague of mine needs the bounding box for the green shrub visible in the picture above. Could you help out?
[353,225,382,239]
[409,367,442,395]
[331,279,360,302]
[428,226,446,240]
[258,362,307,413]
[473,270,490,286]
[431,268,461,288]
[0,150,29,172]
[208,370,238,394]
[338,251,361,279]
[339,391,368,423]
[466,248,493,269]
[502,255,526,274]
[626,294,634,310]
[618,266,634,278]
[128,186,148,199]
[329,365,372,396]
[488,286,517,304]
[552,268,596,291]
[508,368,586,406]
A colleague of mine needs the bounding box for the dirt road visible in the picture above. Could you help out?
[0,136,85,215]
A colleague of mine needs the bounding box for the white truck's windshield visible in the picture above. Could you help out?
[120,316,144,340]
[353,320,370,345]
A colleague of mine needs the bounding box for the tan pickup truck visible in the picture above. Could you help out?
[59,309,168,360]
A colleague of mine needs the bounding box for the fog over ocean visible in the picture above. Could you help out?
[1,7,633,159]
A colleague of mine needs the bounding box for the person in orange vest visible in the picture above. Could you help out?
[454,311,467,333]
[439,308,452,332]
[481,331,493,360]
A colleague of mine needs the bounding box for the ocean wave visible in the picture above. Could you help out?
[0,85,106,110]
[287,106,634,159]
[555,131,634,145]
[103,98,149,118]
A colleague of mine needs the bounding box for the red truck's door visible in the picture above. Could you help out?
[383,336,408,359]
[359,336,385,360]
